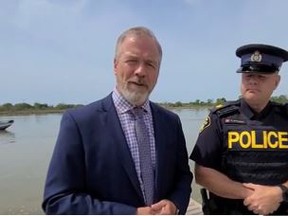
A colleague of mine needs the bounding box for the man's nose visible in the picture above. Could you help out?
[134,63,146,77]
[248,76,258,84]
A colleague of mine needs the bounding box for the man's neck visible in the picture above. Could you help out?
[248,101,269,113]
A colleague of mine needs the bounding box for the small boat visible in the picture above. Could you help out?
[0,120,14,130]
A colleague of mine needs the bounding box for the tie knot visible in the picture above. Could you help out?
[131,107,144,119]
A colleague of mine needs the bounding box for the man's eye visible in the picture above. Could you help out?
[258,76,266,80]
[126,59,138,64]
[146,62,157,68]
[148,63,155,68]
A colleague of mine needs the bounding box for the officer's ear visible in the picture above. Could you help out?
[273,74,281,90]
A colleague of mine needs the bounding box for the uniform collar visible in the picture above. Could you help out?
[240,99,272,120]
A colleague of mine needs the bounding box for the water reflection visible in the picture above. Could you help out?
[0,130,16,145]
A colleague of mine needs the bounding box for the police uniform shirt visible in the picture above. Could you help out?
[190,99,288,175]
[190,105,223,170]
[190,43,288,214]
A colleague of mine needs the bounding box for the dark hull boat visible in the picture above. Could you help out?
[0,120,14,130]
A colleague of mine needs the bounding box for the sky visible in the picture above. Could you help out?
[1,0,288,105]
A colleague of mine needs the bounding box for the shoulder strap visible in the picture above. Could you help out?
[270,101,288,116]
[211,100,240,118]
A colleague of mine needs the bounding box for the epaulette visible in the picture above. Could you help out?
[211,100,240,118]
[285,103,288,114]
[271,101,288,116]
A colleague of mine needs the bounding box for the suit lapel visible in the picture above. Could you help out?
[150,103,167,200]
[103,95,143,200]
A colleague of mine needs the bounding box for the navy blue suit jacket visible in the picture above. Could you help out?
[42,94,192,214]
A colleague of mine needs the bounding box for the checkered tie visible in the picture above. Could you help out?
[132,107,154,205]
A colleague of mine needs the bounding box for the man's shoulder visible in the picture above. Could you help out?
[270,101,288,115]
[210,100,241,117]
[65,94,113,117]
[150,102,179,119]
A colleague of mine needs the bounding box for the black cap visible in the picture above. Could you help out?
[236,44,288,73]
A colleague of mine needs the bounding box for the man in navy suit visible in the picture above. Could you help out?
[42,26,192,215]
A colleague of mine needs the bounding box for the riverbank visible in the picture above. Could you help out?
[0,105,211,116]
[0,109,64,116]
[1,95,287,116]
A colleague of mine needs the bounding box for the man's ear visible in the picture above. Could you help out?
[113,58,117,74]
[274,74,281,90]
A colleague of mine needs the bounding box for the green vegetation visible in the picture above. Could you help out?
[159,97,228,109]
[0,102,83,115]
[159,95,288,108]
[1,95,288,115]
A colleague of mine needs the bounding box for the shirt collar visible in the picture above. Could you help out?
[112,88,151,114]
[240,98,272,120]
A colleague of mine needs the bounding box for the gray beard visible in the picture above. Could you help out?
[121,89,149,106]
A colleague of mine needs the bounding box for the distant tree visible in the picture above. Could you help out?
[207,99,213,105]
[271,95,288,104]
[34,103,49,109]
[215,97,226,105]
[175,101,183,107]
[55,103,77,110]
[195,99,200,105]
[1,103,13,110]
[14,103,33,110]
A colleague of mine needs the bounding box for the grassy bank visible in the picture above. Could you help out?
[0,105,213,116]
[0,109,65,116]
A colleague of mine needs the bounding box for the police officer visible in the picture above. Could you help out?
[190,44,288,215]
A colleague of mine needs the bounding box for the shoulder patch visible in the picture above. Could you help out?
[211,100,240,117]
[215,104,224,109]
[199,116,211,133]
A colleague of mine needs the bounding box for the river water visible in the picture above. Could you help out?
[0,108,209,214]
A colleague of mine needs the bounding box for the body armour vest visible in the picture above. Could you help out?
[214,100,288,185]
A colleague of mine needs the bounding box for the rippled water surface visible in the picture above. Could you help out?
[0,109,208,214]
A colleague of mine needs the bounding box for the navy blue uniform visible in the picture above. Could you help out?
[190,99,288,214]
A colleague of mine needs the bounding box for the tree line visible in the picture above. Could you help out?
[0,102,82,113]
[0,95,288,113]
[159,95,288,108]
